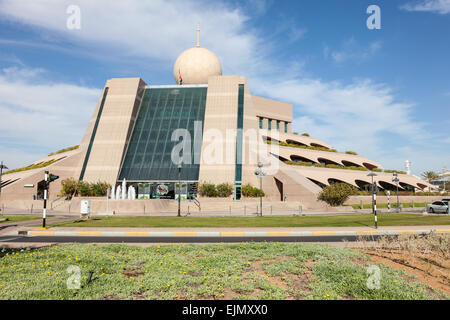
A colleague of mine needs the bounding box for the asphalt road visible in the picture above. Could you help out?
[0,235,389,243]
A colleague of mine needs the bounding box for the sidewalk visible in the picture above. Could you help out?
[3,225,449,238]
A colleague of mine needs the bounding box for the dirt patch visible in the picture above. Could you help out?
[359,248,449,298]
[123,268,145,278]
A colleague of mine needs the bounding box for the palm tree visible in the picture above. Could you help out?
[421,171,439,183]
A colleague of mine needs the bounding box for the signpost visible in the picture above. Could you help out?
[42,171,59,228]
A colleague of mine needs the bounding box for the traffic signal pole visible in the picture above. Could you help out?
[42,171,48,228]
[42,171,59,228]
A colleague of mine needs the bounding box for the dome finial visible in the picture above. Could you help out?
[196,23,200,48]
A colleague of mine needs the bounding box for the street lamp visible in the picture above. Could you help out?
[392,172,400,213]
[367,172,378,229]
[254,162,266,216]
[0,161,8,196]
[177,163,182,217]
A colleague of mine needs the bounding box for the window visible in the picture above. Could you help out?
[259,117,263,129]
[119,87,207,181]
[284,122,288,133]
[268,119,271,131]
[276,120,280,131]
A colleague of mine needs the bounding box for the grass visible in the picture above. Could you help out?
[350,203,427,209]
[47,214,450,228]
[0,216,40,224]
[0,242,445,300]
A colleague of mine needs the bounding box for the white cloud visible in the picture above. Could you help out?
[401,0,450,14]
[326,38,382,63]
[0,0,269,75]
[0,66,100,169]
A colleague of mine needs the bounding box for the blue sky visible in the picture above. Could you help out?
[0,0,449,175]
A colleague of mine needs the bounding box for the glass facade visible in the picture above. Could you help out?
[234,84,245,200]
[119,86,207,182]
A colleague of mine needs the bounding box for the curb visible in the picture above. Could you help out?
[4,229,450,237]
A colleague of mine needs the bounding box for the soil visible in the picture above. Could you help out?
[358,248,449,298]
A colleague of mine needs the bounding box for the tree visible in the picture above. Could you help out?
[317,183,359,207]
[421,171,439,183]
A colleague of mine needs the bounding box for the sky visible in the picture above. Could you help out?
[0,0,449,176]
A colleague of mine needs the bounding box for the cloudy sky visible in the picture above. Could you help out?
[0,0,449,175]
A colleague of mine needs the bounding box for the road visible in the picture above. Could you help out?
[0,234,388,244]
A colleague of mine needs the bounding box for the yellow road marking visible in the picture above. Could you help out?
[77,231,102,236]
[124,232,149,237]
[436,229,450,233]
[30,231,54,236]
[267,232,291,236]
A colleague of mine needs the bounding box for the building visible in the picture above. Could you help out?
[0,29,435,209]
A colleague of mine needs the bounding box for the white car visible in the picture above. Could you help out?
[427,201,449,214]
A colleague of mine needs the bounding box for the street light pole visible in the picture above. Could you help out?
[254,162,266,216]
[177,163,182,217]
[392,172,400,213]
[0,161,8,196]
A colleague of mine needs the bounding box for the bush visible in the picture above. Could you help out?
[242,183,265,197]
[318,183,359,206]
[301,133,310,137]
[216,183,233,197]
[345,151,358,155]
[60,179,111,198]
[199,183,218,197]
[60,178,79,198]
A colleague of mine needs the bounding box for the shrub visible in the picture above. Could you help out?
[293,132,299,135]
[242,183,265,197]
[91,181,110,197]
[318,183,359,206]
[384,169,407,174]
[216,183,233,197]
[372,168,382,172]
[301,133,310,137]
[345,151,358,155]
[199,183,218,197]
[60,179,111,198]
[60,178,79,198]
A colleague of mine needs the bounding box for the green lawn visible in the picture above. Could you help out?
[0,243,446,300]
[0,216,40,224]
[48,214,450,228]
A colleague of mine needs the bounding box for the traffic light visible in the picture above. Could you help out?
[48,174,59,183]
